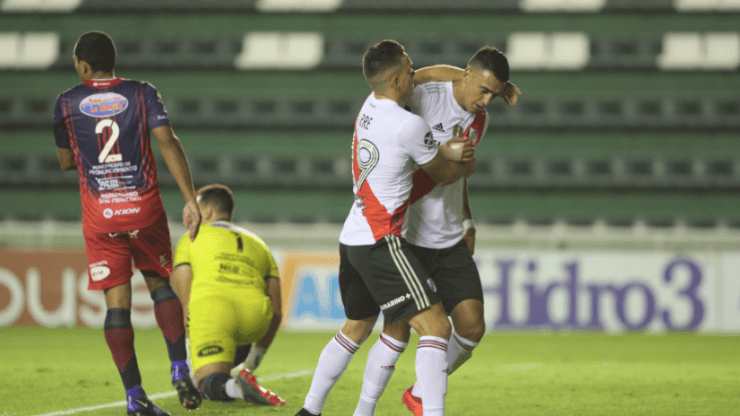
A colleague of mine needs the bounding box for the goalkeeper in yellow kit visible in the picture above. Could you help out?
[171,184,285,406]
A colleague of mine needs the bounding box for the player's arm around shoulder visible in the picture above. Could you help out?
[413,65,464,85]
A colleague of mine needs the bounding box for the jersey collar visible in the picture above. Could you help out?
[82,78,124,89]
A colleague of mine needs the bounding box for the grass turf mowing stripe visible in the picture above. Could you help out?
[30,370,314,416]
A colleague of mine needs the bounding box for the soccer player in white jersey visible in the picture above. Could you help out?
[353,46,522,416]
[294,40,476,416]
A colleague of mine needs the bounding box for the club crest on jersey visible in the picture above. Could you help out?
[80,93,129,118]
[469,128,479,144]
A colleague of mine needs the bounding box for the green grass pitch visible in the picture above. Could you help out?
[0,327,738,416]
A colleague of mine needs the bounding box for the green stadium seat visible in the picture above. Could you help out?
[603,0,673,11]
[588,38,661,70]
[339,0,518,11]
[80,0,258,12]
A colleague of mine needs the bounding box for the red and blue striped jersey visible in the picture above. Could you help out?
[54,78,169,233]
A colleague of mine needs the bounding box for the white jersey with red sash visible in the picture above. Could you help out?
[339,94,439,246]
[405,81,489,249]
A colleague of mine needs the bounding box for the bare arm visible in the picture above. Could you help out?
[57,148,76,171]
[170,264,192,324]
[256,276,283,351]
[414,65,464,86]
[151,125,201,241]
[462,179,476,254]
[420,138,475,185]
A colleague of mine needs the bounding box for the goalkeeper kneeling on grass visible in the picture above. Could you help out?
[171,184,285,406]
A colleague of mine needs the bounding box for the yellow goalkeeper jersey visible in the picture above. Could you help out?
[173,221,278,301]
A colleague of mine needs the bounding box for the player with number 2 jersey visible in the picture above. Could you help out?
[54,75,169,235]
[53,31,201,416]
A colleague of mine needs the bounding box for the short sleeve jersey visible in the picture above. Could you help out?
[53,78,170,233]
[405,81,489,249]
[339,94,439,246]
[173,221,278,301]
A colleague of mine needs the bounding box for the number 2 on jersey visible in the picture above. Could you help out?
[96,119,122,164]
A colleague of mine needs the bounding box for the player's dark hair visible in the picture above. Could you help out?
[197,184,235,218]
[74,31,116,73]
[362,40,406,89]
[468,46,509,83]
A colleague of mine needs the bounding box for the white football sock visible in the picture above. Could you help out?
[447,331,479,374]
[353,332,408,416]
[224,377,242,400]
[416,336,448,416]
[411,331,479,397]
[303,331,361,415]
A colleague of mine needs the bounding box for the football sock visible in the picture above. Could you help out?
[411,331,478,397]
[447,331,478,374]
[234,344,252,366]
[416,336,448,416]
[224,377,243,400]
[151,284,187,367]
[303,331,361,415]
[104,308,141,391]
[354,332,408,416]
[198,372,232,401]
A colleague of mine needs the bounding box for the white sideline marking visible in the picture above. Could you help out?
[30,370,314,416]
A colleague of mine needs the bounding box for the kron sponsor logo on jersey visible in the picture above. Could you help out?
[80,93,129,118]
[103,207,141,219]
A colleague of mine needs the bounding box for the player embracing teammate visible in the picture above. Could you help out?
[296,40,477,416]
[54,31,202,416]
[296,43,520,416]
[376,46,520,415]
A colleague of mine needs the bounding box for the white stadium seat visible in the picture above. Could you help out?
[234,32,324,70]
